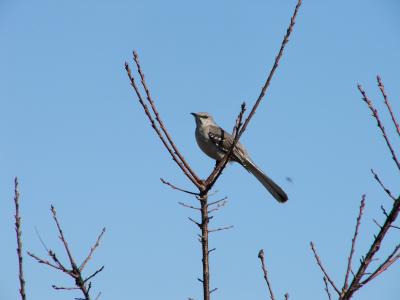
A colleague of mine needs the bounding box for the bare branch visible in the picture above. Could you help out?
[239,0,302,136]
[258,249,276,300]
[52,285,79,290]
[284,293,289,300]
[371,169,397,201]
[27,251,63,271]
[50,205,77,269]
[132,51,202,186]
[208,225,234,233]
[188,217,201,228]
[343,195,366,292]
[80,228,106,271]
[310,242,340,295]
[14,177,26,300]
[208,199,228,214]
[358,84,400,171]
[361,244,400,285]
[125,62,202,188]
[29,206,105,300]
[377,75,400,136]
[178,201,201,210]
[84,266,105,283]
[208,197,228,207]
[161,178,199,196]
[323,277,332,300]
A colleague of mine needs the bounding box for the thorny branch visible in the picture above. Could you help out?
[28,206,105,300]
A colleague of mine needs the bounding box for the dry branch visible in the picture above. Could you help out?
[28,206,105,300]
[258,249,276,300]
[343,195,366,292]
[14,177,26,300]
[310,242,341,296]
[377,75,400,136]
[358,83,400,171]
[124,1,302,299]
[312,77,400,300]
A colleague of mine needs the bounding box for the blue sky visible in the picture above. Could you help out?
[1,1,399,299]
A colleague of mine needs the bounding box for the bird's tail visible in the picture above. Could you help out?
[243,160,288,203]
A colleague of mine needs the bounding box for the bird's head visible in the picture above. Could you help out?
[191,112,215,127]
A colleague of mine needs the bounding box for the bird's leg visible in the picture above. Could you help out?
[214,160,221,168]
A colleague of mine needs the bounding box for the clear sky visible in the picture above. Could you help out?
[1,1,399,299]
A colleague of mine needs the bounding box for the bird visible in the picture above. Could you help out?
[191,112,288,203]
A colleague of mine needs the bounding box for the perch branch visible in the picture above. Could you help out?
[132,52,202,186]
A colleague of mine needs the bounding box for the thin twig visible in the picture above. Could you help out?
[14,178,26,300]
[52,285,79,290]
[258,249,276,300]
[179,201,201,210]
[323,277,332,300]
[284,293,289,300]
[208,225,234,233]
[208,197,228,207]
[208,200,228,214]
[343,195,366,293]
[84,266,105,283]
[377,75,400,136]
[239,0,302,136]
[27,251,63,271]
[358,84,400,171]
[161,178,199,196]
[80,228,106,271]
[125,62,201,188]
[310,242,341,296]
[132,51,202,186]
[371,169,397,201]
[29,206,105,300]
[51,205,77,269]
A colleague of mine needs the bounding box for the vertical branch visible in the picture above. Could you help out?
[14,177,27,300]
[258,249,276,300]
[200,193,210,300]
[343,195,366,293]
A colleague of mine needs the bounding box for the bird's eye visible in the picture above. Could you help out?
[201,115,208,119]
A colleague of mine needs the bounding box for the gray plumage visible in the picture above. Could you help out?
[191,112,288,203]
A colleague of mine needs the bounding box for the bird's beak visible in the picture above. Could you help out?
[190,112,197,117]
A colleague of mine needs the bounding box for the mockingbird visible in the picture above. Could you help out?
[191,112,288,203]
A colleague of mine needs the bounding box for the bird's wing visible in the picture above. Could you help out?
[207,125,248,165]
